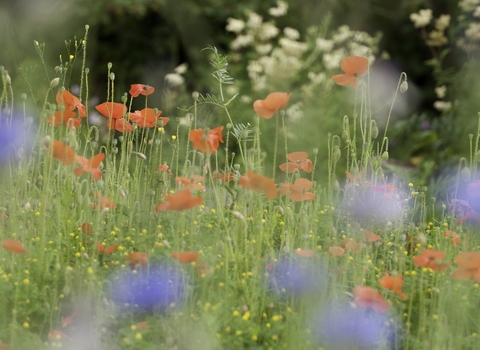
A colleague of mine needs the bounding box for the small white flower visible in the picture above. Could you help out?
[459,0,480,12]
[174,63,188,75]
[231,34,254,50]
[283,27,300,40]
[279,38,308,56]
[226,18,245,33]
[435,14,450,31]
[465,23,480,41]
[164,73,184,87]
[323,51,343,70]
[435,85,447,99]
[247,12,263,30]
[259,22,280,41]
[433,100,452,112]
[269,0,288,17]
[315,38,334,52]
[474,6,480,17]
[410,9,433,28]
[256,43,272,56]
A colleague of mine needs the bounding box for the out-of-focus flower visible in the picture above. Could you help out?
[279,152,313,173]
[2,239,27,253]
[111,265,188,311]
[253,92,291,119]
[267,256,327,295]
[331,56,369,89]
[129,84,155,97]
[452,251,480,281]
[413,249,450,272]
[238,171,277,199]
[410,9,433,28]
[379,276,408,300]
[73,153,104,180]
[226,18,245,33]
[165,73,184,87]
[313,304,398,349]
[353,286,390,313]
[155,188,203,211]
[268,0,288,17]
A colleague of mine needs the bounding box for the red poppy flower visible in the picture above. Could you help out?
[279,152,313,173]
[126,252,148,269]
[253,92,291,119]
[74,153,104,180]
[364,230,381,243]
[213,171,236,182]
[444,230,461,246]
[48,329,70,339]
[238,171,277,199]
[61,310,77,327]
[105,117,133,133]
[175,175,205,191]
[95,102,126,119]
[129,108,169,128]
[135,321,150,330]
[96,241,119,255]
[171,252,200,264]
[279,178,315,202]
[80,223,92,235]
[91,193,116,209]
[412,249,449,272]
[340,238,365,253]
[57,89,87,117]
[332,56,369,89]
[295,249,315,258]
[329,246,345,256]
[157,163,173,175]
[47,109,81,129]
[452,251,480,281]
[353,286,390,313]
[379,276,408,300]
[2,239,27,253]
[155,188,203,211]
[49,139,76,165]
[129,84,155,97]
[189,126,224,153]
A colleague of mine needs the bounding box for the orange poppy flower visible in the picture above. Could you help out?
[279,152,313,173]
[412,249,449,272]
[157,163,173,175]
[213,171,236,182]
[279,178,315,202]
[57,89,87,117]
[106,118,133,133]
[364,230,381,243]
[80,223,92,235]
[129,84,155,97]
[126,252,148,269]
[175,175,205,191]
[295,249,315,258]
[91,193,116,209]
[47,109,81,129]
[353,286,390,313]
[129,108,169,128]
[74,153,105,180]
[96,242,119,255]
[135,321,150,330]
[238,171,277,199]
[50,139,76,165]
[379,276,408,300]
[329,246,345,256]
[171,252,200,264]
[2,239,27,253]
[253,92,291,119]
[48,329,70,339]
[95,102,126,120]
[332,56,369,89]
[189,126,224,153]
[444,230,461,246]
[452,251,480,281]
[340,238,366,253]
[155,188,203,211]
[61,310,77,327]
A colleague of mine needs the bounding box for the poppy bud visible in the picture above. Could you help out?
[381,151,389,161]
[276,206,284,215]
[234,164,240,170]
[332,146,341,163]
[133,152,147,160]
[461,167,471,182]
[343,115,349,129]
[400,81,408,93]
[312,148,318,155]
[21,93,27,101]
[85,68,90,75]
[112,147,118,154]
[192,91,199,100]
[107,62,113,70]
[121,93,127,103]
[50,78,60,88]
[24,203,31,211]
[5,74,11,85]
[341,130,349,141]
[232,211,245,221]
[109,73,115,81]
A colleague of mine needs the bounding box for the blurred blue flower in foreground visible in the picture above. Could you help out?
[313,303,400,349]
[267,255,327,295]
[0,119,27,164]
[111,265,189,311]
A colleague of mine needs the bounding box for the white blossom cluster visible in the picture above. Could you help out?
[457,0,480,52]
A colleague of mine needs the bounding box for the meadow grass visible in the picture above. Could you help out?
[1,32,480,350]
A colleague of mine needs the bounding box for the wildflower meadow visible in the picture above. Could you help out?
[2,1,480,349]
